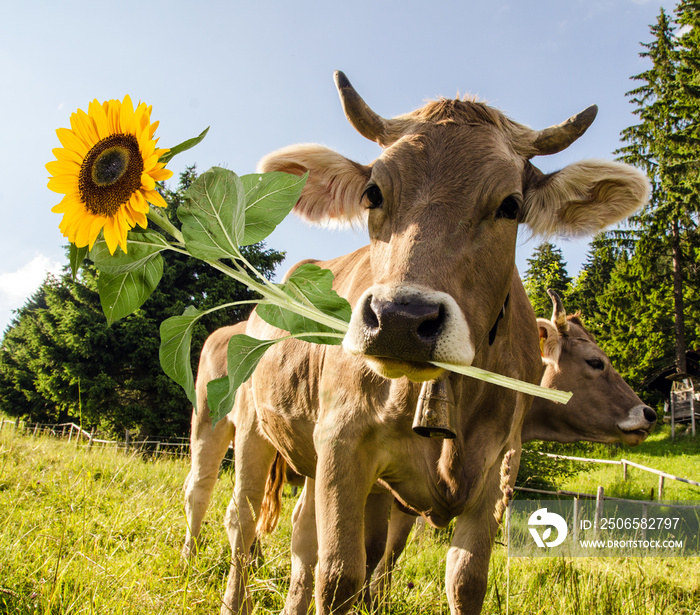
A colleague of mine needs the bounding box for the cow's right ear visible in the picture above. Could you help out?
[537,318,562,369]
[258,144,371,226]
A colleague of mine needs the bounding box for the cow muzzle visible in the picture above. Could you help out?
[617,404,657,445]
[342,284,475,381]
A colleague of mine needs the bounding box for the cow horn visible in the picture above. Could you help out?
[531,105,598,157]
[547,288,569,332]
[334,71,407,148]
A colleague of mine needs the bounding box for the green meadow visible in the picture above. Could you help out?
[0,424,698,614]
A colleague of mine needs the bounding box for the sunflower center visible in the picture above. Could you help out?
[79,134,144,217]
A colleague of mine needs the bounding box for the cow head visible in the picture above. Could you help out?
[527,290,656,445]
[260,72,649,382]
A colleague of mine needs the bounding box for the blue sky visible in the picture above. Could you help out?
[0,0,676,334]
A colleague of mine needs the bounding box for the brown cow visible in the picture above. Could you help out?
[181,283,656,613]
[190,72,649,614]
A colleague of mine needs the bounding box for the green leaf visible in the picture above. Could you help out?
[240,172,308,245]
[90,229,171,275]
[207,334,279,424]
[159,127,209,164]
[159,306,203,409]
[69,244,88,279]
[256,263,351,344]
[178,167,246,260]
[97,254,163,325]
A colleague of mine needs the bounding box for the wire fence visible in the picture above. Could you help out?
[0,416,199,459]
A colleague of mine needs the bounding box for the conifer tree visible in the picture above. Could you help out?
[615,7,699,376]
[523,242,572,318]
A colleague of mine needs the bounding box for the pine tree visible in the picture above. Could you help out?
[566,233,629,337]
[523,242,572,318]
[615,7,699,376]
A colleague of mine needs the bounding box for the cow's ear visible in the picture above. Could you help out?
[537,318,562,368]
[258,144,371,225]
[523,160,649,236]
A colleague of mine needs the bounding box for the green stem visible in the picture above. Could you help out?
[203,258,350,333]
[147,207,185,244]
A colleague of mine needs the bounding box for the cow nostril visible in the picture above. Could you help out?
[417,305,445,340]
[363,296,380,330]
[643,406,657,423]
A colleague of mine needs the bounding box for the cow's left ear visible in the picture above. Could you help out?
[537,318,562,368]
[258,143,371,226]
[523,160,650,236]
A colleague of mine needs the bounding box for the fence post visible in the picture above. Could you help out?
[155,442,161,458]
[88,428,96,449]
[594,486,604,538]
[658,475,664,501]
[68,424,74,443]
[125,429,130,453]
[622,461,628,481]
[33,423,39,437]
[14,417,20,433]
[0,418,4,435]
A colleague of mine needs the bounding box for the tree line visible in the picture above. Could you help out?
[3,4,700,436]
[526,2,700,404]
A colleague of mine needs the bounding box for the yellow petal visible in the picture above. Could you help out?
[89,99,110,140]
[143,151,160,171]
[141,172,156,191]
[52,194,81,215]
[120,95,136,134]
[46,159,80,176]
[149,167,173,182]
[131,189,150,213]
[71,109,99,148]
[56,127,88,156]
[144,189,168,209]
[87,217,107,250]
[48,175,79,194]
[74,217,94,248]
[52,147,83,166]
[103,217,120,254]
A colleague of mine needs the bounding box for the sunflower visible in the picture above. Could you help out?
[47,95,173,254]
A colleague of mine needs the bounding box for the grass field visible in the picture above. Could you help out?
[0,423,698,614]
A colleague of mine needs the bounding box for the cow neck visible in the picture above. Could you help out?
[488,293,510,345]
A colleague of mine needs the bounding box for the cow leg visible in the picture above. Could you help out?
[221,391,277,615]
[360,492,392,611]
[444,448,519,615]
[370,501,418,610]
[182,407,235,559]
[314,446,375,615]
[283,478,318,615]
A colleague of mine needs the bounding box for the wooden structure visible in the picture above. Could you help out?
[666,374,699,438]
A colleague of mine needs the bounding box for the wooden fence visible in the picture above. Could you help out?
[522,449,700,501]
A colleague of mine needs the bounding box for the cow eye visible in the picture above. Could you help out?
[586,358,605,371]
[363,185,384,209]
[495,196,520,220]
